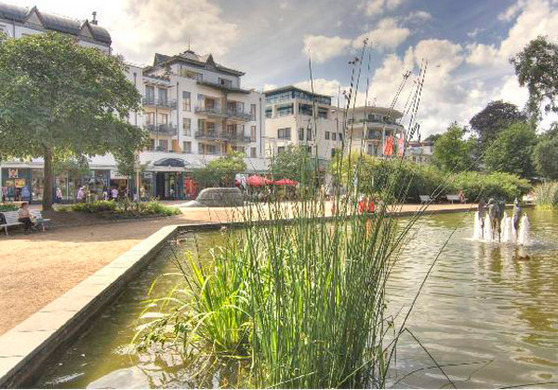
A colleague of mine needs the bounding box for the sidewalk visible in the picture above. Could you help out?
[0,202,476,335]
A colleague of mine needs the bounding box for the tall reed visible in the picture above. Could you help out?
[534,181,558,209]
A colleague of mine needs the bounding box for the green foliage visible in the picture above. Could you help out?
[484,122,538,178]
[534,133,558,180]
[53,156,90,181]
[469,100,527,151]
[452,171,531,202]
[534,181,558,208]
[192,151,247,188]
[432,123,476,172]
[0,204,18,212]
[512,35,558,119]
[270,145,315,183]
[0,32,147,209]
[59,200,180,217]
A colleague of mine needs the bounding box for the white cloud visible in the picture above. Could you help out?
[465,43,501,67]
[302,35,352,63]
[263,83,278,91]
[404,10,432,23]
[466,27,484,39]
[362,0,406,17]
[498,0,527,21]
[354,18,410,51]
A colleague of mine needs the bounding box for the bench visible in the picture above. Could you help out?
[0,210,51,235]
[446,194,467,204]
[419,195,433,203]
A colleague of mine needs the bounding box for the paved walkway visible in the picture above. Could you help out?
[0,202,476,335]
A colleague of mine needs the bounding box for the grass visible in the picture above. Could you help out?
[534,182,558,209]
[58,199,181,217]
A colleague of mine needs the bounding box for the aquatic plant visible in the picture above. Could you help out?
[534,181,558,209]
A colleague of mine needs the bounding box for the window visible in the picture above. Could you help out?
[332,132,337,141]
[157,88,167,104]
[265,108,272,118]
[251,126,257,142]
[197,94,205,109]
[277,104,294,117]
[158,113,168,124]
[367,144,374,156]
[278,146,285,153]
[182,118,191,136]
[158,139,169,152]
[307,129,312,141]
[318,108,328,119]
[181,69,203,81]
[148,138,155,150]
[145,112,155,125]
[325,131,330,140]
[182,91,191,111]
[278,127,291,140]
[338,133,343,141]
[298,128,304,141]
[198,119,205,132]
[219,78,232,87]
[250,147,257,158]
[207,144,217,154]
[145,85,155,102]
[250,104,257,121]
[331,148,338,158]
[183,141,192,153]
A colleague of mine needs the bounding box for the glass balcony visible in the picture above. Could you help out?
[226,109,252,122]
[142,97,177,109]
[145,123,177,136]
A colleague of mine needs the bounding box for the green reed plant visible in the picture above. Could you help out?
[534,181,558,209]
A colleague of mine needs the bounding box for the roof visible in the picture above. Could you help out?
[264,85,331,101]
[147,49,245,77]
[0,2,111,45]
[349,106,404,119]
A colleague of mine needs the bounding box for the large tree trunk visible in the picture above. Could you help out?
[42,147,54,211]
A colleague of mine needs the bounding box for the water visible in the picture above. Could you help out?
[473,211,531,245]
[34,209,558,388]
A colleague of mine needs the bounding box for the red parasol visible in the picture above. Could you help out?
[246,175,273,186]
[273,178,298,186]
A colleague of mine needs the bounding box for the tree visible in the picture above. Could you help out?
[469,101,527,151]
[0,32,147,210]
[432,123,476,172]
[534,136,558,180]
[424,133,442,144]
[484,122,537,178]
[270,145,315,183]
[512,36,558,120]
[192,151,246,188]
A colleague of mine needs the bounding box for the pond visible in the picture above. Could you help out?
[34,208,558,388]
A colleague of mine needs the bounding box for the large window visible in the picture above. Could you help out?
[145,112,155,125]
[277,104,294,117]
[251,125,257,141]
[157,88,167,104]
[158,113,168,124]
[182,91,191,111]
[298,128,304,141]
[183,118,191,136]
[265,108,272,118]
[278,127,291,140]
[250,104,256,120]
[183,141,192,153]
[145,85,155,102]
[307,129,312,141]
[219,78,232,87]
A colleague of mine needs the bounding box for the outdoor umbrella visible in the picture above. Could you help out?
[246,175,272,186]
[273,178,298,186]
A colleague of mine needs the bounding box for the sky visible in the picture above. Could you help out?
[7,0,558,136]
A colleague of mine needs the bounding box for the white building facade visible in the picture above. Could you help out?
[264,86,344,162]
[0,3,267,202]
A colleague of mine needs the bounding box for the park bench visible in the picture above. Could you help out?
[446,194,467,204]
[0,210,50,235]
[419,195,433,203]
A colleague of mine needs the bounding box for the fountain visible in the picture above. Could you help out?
[472,210,530,245]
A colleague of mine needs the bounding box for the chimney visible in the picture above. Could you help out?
[91,11,98,25]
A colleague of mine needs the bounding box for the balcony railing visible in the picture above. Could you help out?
[142,97,177,109]
[195,131,220,140]
[195,106,226,117]
[347,118,402,126]
[221,132,252,143]
[226,109,253,122]
[145,123,177,136]
[365,131,382,140]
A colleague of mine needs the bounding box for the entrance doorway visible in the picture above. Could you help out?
[155,172,177,200]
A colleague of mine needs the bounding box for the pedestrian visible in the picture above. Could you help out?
[21,185,31,202]
[55,187,63,203]
[111,187,118,201]
[18,202,35,233]
[458,189,465,204]
[76,186,85,202]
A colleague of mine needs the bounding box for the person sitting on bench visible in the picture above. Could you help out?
[18,202,35,232]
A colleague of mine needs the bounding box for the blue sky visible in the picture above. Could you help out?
[10,0,558,135]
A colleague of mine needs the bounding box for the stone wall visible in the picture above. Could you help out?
[195,187,244,207]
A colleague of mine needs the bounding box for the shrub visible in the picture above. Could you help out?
[534,181,558,208]
[452,171,531,202]
[59,200,180,217]
[0,204,18,212]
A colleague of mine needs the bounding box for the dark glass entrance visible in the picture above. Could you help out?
[155,172,178,200]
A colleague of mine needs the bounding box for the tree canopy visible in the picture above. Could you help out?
[270,145,315,183]
[0,32,147,209]
[469,100,527,151]
[512,36,558,120]
[192,151,247,188]
[483,122,537,179]
[534,124,558,180]
[432,123,476,172]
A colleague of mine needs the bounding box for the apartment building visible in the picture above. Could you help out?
[346,106,406,158]
[264,86,344,161]
[0,2,111,53]
[0,3,267,201]
[406,141,434,164]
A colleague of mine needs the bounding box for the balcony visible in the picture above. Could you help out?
[145,123,177,136]
[365,131,382,140]
[195,131,220,141]
[142,97,177,109]
[195,106,227,118]
[227,109,253,122]
[221,132,252,143]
